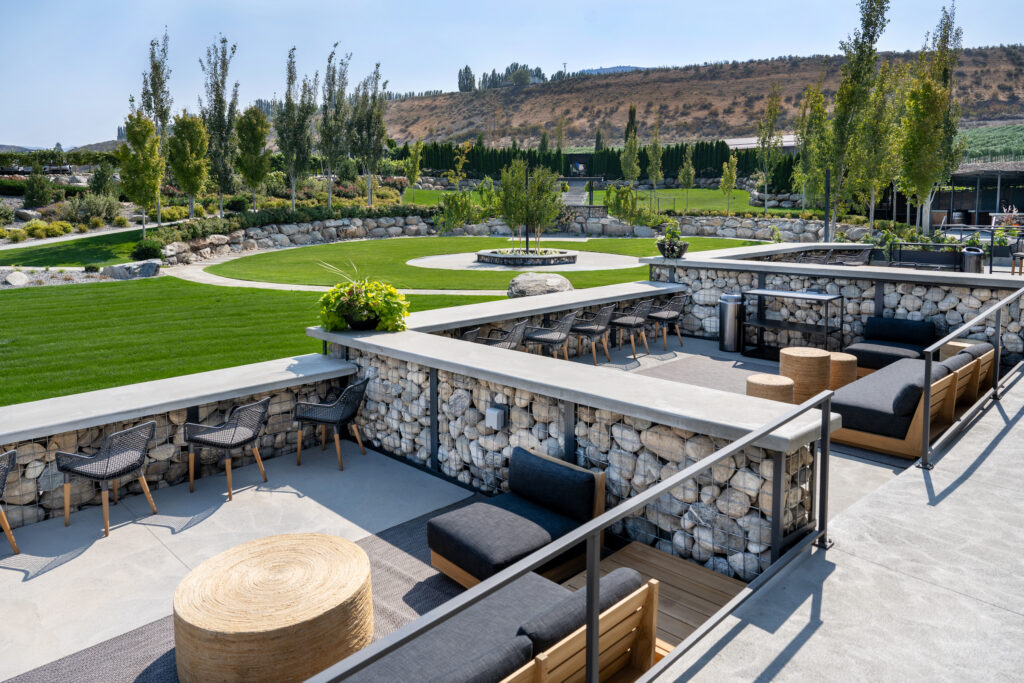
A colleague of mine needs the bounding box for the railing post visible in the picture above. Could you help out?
[428,368,439,471]
[815,395,833,549]
[585,531,601,683]
[769,450,785,562]
[918,356,933,469]
[994,308,1003,401]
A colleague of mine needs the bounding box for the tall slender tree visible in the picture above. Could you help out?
[404,139,423,204]
[235,105,271,211]
[319,44,351,211]
[348,64,388,207]
[620,130,640,186]
[166,111,208,219]
[594,128,605,152]
[849,61,900,230]
[677,145,695,211]
[792,79,830,209]
[924,3,965,231]
[276,47,319,212]
[198,35,239,218]
[116,107,164,237]
[647,118,663,208]
[538,131,549,153]
[624,104,637,143]
[140,29,172,224]
[720,153,738,216]
[755,82,783,216]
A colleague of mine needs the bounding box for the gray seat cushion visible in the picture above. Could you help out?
[350,572,569,682]
[833,359,950,439]
[509,448,597,523]
[428,493,581,581]
[517,568,643,652]
[843,341,925,370]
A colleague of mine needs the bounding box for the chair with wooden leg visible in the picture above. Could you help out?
[185,398,270,501]
[610,299,654,360]
[648,295,686,351]
[523,312,578,360]
[294,378,370,470]
[0,450,20,554]
[570,304,615,365]
[55,422,158,538]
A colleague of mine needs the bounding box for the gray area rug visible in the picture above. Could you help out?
[9,495,479,683]
[635,353,778,394]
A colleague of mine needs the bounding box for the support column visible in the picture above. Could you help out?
[428,368,439,471]
[996,172,1002,214]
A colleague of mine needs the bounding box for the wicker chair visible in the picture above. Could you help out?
[648,295,686,351]
[570,305,615,365]
[294,378,370,470]
[610,299,654,360]
[0,450,19,554]
[55,422,158,538]
[460,327,482,342]
[185,397,270,501]
[524,312,578,360]
[479,320,528,351]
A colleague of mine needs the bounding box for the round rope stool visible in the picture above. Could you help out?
[779,347,831,404]
[829,352,858,390]
[746,373,795,403]
[173,533,373,683]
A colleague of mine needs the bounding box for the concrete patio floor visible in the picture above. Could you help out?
[656,367,1024,681]
[0,443,472,680]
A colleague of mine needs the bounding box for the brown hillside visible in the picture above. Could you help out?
[385,45,1024,146]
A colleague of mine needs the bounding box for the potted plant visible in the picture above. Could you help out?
[318,278,410,332]
[656,224,689,259]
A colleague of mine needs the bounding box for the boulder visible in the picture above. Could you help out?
[507,272,573,298]
[14,209,41,221]
[100,264,132,280]
[137,261,160,278]
[4,271,29,286]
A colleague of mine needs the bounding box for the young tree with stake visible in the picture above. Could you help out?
[235,106,271,211]
[755,82,783,216]
[647,118,663,209]
[319,44,350,212]
[275,47,319,212]
[620,130,640,186]
[166,111,208,219]
[677,145,694,212]
[140,30,172,225]
[116,108,164,238]
[404,139,423,204]
[199,35,239,218]
[348,64,388,208]
[720,153,738,216]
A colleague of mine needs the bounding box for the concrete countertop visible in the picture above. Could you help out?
[308,326,838,453]
[0,354,357,444]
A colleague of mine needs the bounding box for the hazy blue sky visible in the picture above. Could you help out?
[1,0,1018,147]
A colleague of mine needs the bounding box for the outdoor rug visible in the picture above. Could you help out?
[9,495,481,683]
[635,352,778,394]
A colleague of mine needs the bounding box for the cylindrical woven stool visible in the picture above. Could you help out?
[779,347,831,403]
[174,533,373,683]
[746,373,795,403]
[829,352,858,390]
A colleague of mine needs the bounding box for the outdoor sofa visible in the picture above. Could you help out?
[843,317,938,376]
[349,568,658,683]
[428,447,605,587]
[831,342,995,458]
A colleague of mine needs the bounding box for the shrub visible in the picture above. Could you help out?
[23,219,49,238]
[225,195,249,212]
[61,193,120,223]
[88,162,117,196]
[132,239,163,260]
[76,223,89,233]
[317,279,410,332]
[0,202,12,226]
[89,216,104,229]
[84,264,101,273]
[6,228,28,242]
[148,205,190,222]
[25,220,74,238]
[0,227,6,239]
[113,216,130,227]
[23,168,54,208]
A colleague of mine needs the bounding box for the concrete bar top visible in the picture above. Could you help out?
[0,354,357,444]
[406,281,685,332]
[308,326,838,453]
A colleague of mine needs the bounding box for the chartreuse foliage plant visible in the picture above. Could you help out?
[318,278,410,332]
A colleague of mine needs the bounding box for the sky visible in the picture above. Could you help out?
[1,0,1019,148]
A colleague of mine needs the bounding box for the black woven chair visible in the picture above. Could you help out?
[570,304,615,365]
[0,450,19,554]
[524,312,578,360]
[610,299,654,360]
[648,295,686,351]
[460,327,482,342]
[55,422,158,538]
[1012,234,1024,276]
[294,378,370,470]
[185,397,270,501]
[479,320,528,351]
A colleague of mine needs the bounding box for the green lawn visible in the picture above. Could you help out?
[0,229,143,267]
[208,236,758,291]
[0,278,499,406]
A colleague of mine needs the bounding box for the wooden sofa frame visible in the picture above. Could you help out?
[501,579,660,683]
[432,451,607,589]
[834,349,994,459]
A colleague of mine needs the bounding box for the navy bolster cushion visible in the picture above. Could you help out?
[958,342,994,359]
[940,353,974,374]
[864,317,936,347]
[509,447,596,523]
[516,568,644,652]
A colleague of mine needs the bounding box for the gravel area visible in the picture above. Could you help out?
[0,267,113,289]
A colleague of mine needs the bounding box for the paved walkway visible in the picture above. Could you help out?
[406,250,642,272]
[0,446,471,680]
[657,367,1024,681]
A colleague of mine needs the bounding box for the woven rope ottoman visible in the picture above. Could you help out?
[746,373,796,403]
[779,347,831,403]
[828,352,859,390]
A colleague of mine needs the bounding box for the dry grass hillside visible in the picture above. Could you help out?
[385,45,1024,146]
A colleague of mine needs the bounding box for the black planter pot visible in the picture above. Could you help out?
[657,241,690,259]
[345,314,380,331]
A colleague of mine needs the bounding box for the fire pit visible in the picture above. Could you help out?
[475,248,578,266]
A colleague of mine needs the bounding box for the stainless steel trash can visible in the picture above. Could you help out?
[962,246,984,274]
[719,293,745,352]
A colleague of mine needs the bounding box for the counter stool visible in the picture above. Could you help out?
[779,347,831,403]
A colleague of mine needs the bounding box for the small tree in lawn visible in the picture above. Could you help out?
[198,35,239,218]
[755,81,783,216]
[720,153,738,216]
[319,43,350,212]
[404,139,423,204]
[500,158,528,249]
[140,29,172,225]
[647,118,663,208]
[235,105,271,211]
[677,145,694,211]
[166,111,208,219]
[276,47,319,212]
[620,130,640,186]
[522,165,562,249]
[116,108,164,238]
[348,64,388,208]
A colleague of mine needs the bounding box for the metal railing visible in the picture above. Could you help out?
[309,391,834,682]
[919,286,1024,468]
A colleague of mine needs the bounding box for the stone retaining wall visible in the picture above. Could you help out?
[676,215,869,243]
[0,378,347,529]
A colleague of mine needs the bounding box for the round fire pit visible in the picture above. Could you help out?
[475,249,578,267]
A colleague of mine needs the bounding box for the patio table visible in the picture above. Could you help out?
[173,533,373,682]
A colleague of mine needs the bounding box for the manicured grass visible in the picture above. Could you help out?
[0,277,500,406]
[208,236,758,291]
[0,229,143,267]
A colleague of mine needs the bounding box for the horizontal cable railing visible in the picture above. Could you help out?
[919,285,1024,468]
[309,391,834,683]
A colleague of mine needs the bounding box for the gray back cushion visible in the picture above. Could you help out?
[865,317,936,347]
[940,353,973,374]
[890,359,951,416]
[958,342,994,359]
[516,568,644,652]
[509,448,596,523]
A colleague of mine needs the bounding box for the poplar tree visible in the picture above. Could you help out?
[140,29,172,224]
[677,145,695,211]
[539,131,549,153]
[276,47,319,212]
[849,61,900,230]
[199,35,239,218]
[620,130,640,186]
[720,153,738,216]
[348,64,388,207]
[166,111,208,219]
[404,139,423,204]
[594,128,605,152]
[624,104,637,143]
[647,118,663,208]
[792,80,830,209]
[116,108,164,237]
[755,82,783,216]
[235,105,271,211]
[319,44,350,211]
